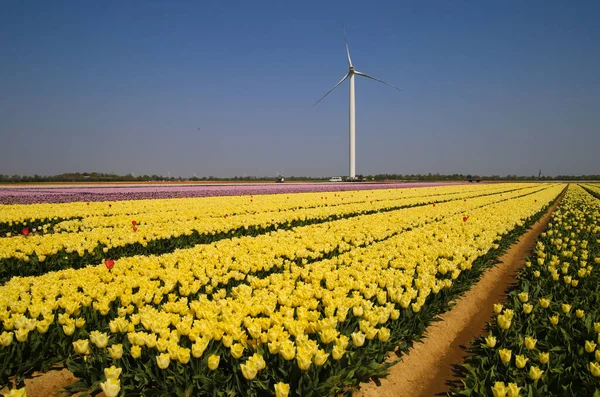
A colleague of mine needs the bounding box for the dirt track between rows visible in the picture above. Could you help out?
[356,193,562,397]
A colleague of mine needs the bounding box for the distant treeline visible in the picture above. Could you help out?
[0,172,599,183]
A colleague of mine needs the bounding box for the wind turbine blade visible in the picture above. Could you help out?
[355,71,402,91]
[313,72,350,106]
[344,30,353,67]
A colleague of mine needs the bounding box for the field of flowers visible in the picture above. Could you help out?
[0,183,566,396]
[0,182,461,205]
[450,184,600,397]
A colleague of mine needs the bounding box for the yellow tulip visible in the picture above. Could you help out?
[595,350,600,363]
[15,328,29,343]
[585,340,597,353]
[208,354,220,370]
[279,340,296,360]
[0,332,14,347]
[241,361,258,379]
[576,309,584,318]
[72,339,90,355]
[314,349,329,366]
[561,303,572,313]
[529,366,543,380]
[499,348,512,364]
[507,383,521,397]
[493,304,503,314]
[538,352,550,364]
[177,347,191,364]
[522,304,533,314]
[152,352,169,370]
[103,365,122,381]
[274,382,290,397]
[549,315,559,325]
[108,344,123,360]
[491,381,507,397]
[485,335,497,348]
[515,355,528,369]
[591,362,600,377]
[539,298,550,308]
[518,292,528,303]
[332,344,345,360]
[130,345,142,359]
[524,337,537,350]
[4,387,27,397]
[378,327,390,342]
[594,322,600,333]
[230,343,244,359]
[100,378,120,397]
[350,331,365,347]
[296,351,312,371]
[497,314,512,330]
[90,331,109,348]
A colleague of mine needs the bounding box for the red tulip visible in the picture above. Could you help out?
[133,227,138,232]
[22,228,30,236]
[463,216,468,222]
[132,220,137,226]
[464,199,467,202]
[370,200,373,204]
[224,214,227,218]
[105,259,115,270]
[432,203,436,207]
[108,204,112,208]
[87,202,90,205]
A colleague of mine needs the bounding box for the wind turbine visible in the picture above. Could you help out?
[314,32,401,179]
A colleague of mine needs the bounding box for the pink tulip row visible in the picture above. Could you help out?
[0,182,464,204]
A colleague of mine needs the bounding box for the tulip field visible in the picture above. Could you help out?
[0,182,587,396]
[450,184,600,397]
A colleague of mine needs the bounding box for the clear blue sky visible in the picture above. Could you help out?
[1,1,598,178]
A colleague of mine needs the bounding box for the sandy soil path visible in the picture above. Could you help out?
[355,195,562,397]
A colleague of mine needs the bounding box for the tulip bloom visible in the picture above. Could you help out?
[499,348,512,364]
[538,352,550,364]
[529,366,544,380]
[590,362,600,377]
[485,335,497,348]
[22,228,29,236]
[105,259,115,270]
[100,379,121,397]
[491,382,507,397]
[4,388,27,397]
[73,339,90,355]
[507,383,521,397]
[208,354,220,370]
[156,353,171,369]
[241,361,258,379]
[585,340,597,353]
[274,382,290,397]
[104,365,122,381]
[524,337,537,350]
[515,354,528,369]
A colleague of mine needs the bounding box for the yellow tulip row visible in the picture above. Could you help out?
[48,184,517,233]
[0,182,553,314]
[0,183,506,228]
[450,184,600,396]
[0,185,563,373]
[0,184,542,263]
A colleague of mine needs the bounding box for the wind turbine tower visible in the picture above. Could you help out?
[314,32,401,179]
